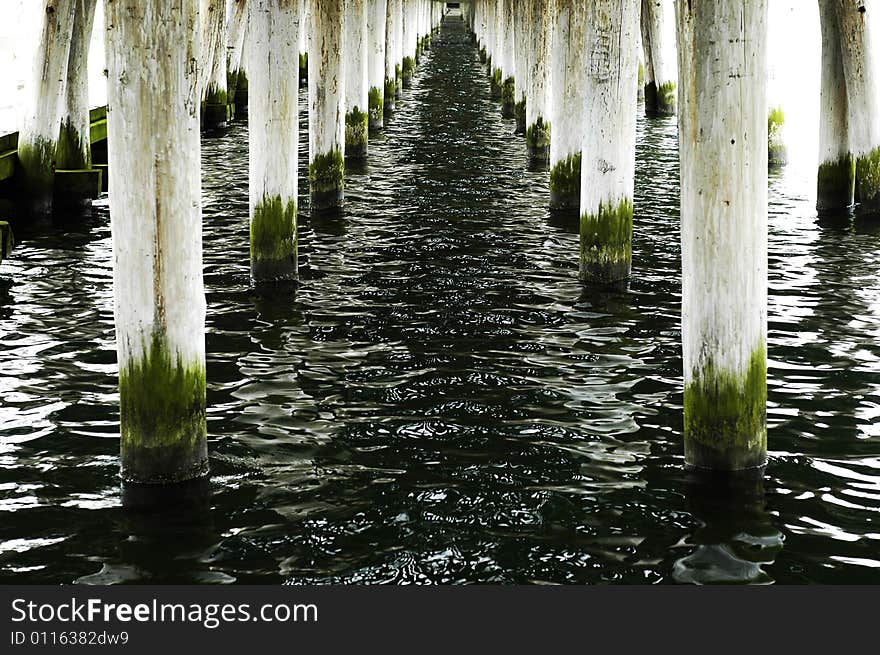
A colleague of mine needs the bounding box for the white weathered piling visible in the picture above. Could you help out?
[499,0,515,118]
[56,0,97,172]
[385,0,401,111]
[309,0,345,211]
[834,0,880,214]
[227,0,249,108]
[677,0,768,471]
[395,0,404,97]
[490,0,503,97]
[526,0,551,162]
[513,5,527,133]
[640,0,676,116]
[17,0,76,217]
[402,0,418,86]
[105,0,208,484]
[298,0,310,82]
[248,0,300,283]
[549,0,586,210]
[817,0,854,212]
[580,0,639,285]
[200,0,229,130]
[367,0,388,129]
[344,0,369,159]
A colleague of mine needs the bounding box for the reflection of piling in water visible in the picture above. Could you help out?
[116,478,215,582]
[674,470,782,584]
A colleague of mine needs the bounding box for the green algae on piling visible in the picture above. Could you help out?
[514,98,526,134]
[501,76,515,117]
[526,117,551,156]
[384,77,397,112]
[119,333,208,484]
[17,136,56,209]
[402,56,415,86]
[309,148,345,210]
[855,145,880,211]
[817,154,856,212]
[345,107,369,158]
[250,194,297,282]
[549,152,581,209]
[657,81,676,115]
[490,67,502,98]
[368,86,384,129]
[684,346,768,471]
[55,118,90,170]
[579,198,633,284]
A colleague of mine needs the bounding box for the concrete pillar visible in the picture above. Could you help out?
[385,0,401,112]
[344,0,369,159]
[817,0,854,212]
[17,0,75,218]
[227,0,249,106]
[248,0,300,283]
[309,0,346,211]
[106,0,209,485]
[513,6,527,133]
[56,0,97,172]
[640,0,676,116]
[367,0,387,130]
[526,0,550,161]
[677,0,768,471]
[549,0,586,210]
[580,0,639,285]
[835,0,880,214]
[500,0,515,118]
[200,0,229,131]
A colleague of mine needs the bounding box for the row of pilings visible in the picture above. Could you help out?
[466,0,880,474]
[6,1,880,492]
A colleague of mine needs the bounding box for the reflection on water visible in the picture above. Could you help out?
[673,473,783,585]
[1,17,880,584]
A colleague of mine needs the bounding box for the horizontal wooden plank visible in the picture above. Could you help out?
[0,149,16,182]
[89,118,107,144]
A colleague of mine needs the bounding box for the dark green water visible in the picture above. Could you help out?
[2,16,880,584]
